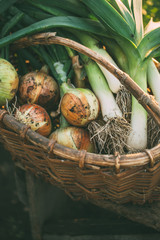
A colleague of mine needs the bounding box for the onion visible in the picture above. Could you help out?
[0,58,19,106]
[60,87,100,127]
[49,126,95,152]
[18,70,59,108]
[15,103,52,137]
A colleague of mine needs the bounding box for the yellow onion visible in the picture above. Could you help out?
[18,70,59,109]
[60,87,100,127]
[0,58,19,106]
[15,104,52,137]
[49,126,95,152]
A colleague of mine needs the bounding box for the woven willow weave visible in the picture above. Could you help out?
[1,111,160,204]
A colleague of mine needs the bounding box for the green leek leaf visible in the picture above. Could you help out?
[121,0,132,12]
[22,2,70,17]
[111,0,135,34]
[0,0,18,14]
[144,46,160,61]
[101,37,129,73]
[8,6,36,25]
[16,4,53,20]
[81,0,135,42]
[113,35,142,77]
[26,0,89,18]
[1,12,24,37]
[138,27,160,59]
[0,16,108,48]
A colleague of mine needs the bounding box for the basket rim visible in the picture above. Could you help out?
[0,109,160,170]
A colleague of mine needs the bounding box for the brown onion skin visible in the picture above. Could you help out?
[49,126,95,152]
[16,104,52,137]
[18,71,59,109]
[60,90,99,127]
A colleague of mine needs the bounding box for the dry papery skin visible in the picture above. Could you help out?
[18,71,59,108]
[60,88,99,127]
[49,126,95,152]
[15,104,52,137]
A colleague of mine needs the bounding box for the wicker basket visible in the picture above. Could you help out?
[1,32,160,205]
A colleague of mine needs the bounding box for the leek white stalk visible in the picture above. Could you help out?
[82,56,122,120]
[145,18,160,105]
[127,66,148,151]
[147,59,160,105]
[142,18,160,149]
[81,53,131,154]
[127,98,147,151]
[92,46,122,94]
[147,59,160,148]
[73,32,122,93]
[72,31,132,121]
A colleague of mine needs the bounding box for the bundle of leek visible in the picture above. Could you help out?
[143,18,160,148]
[78,0,160,152]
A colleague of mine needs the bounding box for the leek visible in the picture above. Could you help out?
[80,54,130,154]
[73,32,122,93]
[147,60,160,105]
[144,18,160,105]
[127,64,148,151]
[81,55,122,119]
[80,0,160,151]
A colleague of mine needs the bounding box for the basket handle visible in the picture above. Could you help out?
[12,32,160,126]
